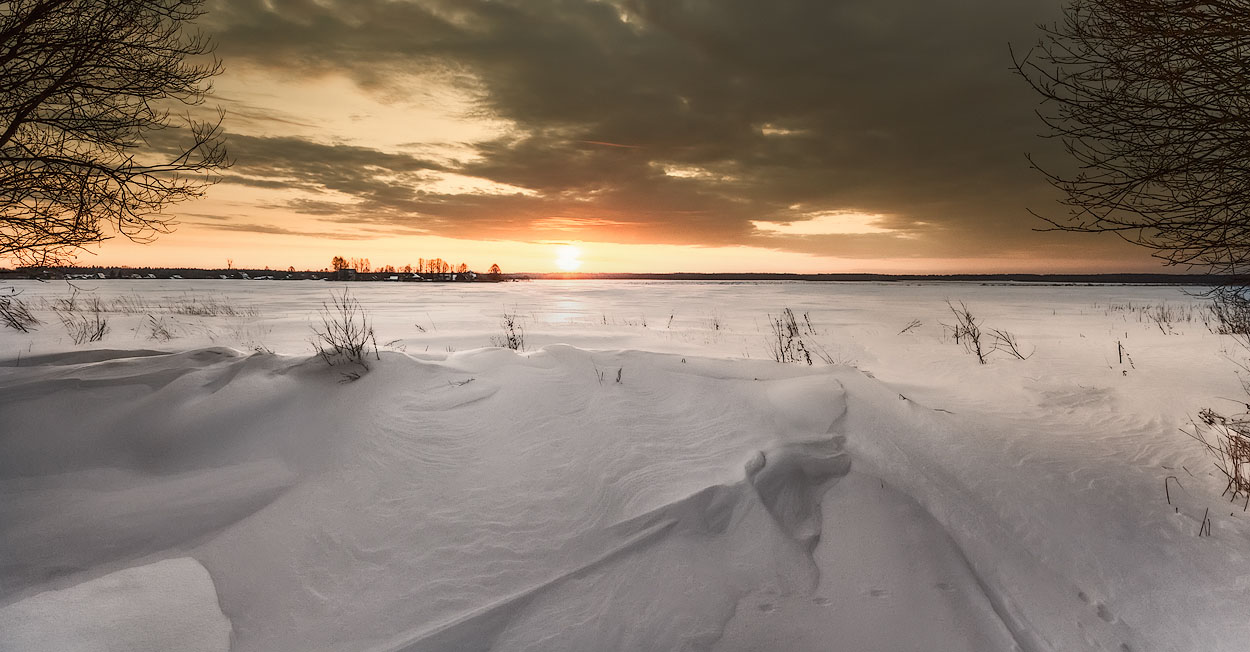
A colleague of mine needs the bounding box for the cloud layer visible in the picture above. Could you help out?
[190,0,1143,265]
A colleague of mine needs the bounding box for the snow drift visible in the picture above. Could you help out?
[2,280,1248,651]
[1,346,1017,651]
[0,557,230,652]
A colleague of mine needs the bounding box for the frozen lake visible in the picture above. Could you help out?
[0,278,1226,417]
[0,277,1217,358]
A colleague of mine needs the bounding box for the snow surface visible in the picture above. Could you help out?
[0,557,230,652]
[1,279,1247,651]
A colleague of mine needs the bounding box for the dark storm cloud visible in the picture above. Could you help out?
[202,0,1080,259]
[220,133,454,214]
[185,220,378,240]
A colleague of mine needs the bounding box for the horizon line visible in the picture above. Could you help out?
[1,266,1233,283]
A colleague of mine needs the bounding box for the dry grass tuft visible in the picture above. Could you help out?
[0,289,39,332]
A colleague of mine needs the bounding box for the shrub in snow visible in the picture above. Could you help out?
[767,308,832,365]
[1188,408,1250,509]
[312,289,379,375]
[943,300,1031,363]
[944,301,987,364]
[490,312,525,351]
[1210,288,1250,349]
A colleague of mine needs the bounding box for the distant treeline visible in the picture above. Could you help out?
[519,272,1237,285]
[0,267,1234,285]
[329,256,501,277]
[1,257,507,281]
[0,263,507,282]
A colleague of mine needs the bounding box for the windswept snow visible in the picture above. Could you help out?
[1,280,1248,651]
[0,557,230,652]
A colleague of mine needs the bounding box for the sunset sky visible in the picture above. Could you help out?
[91,0,1167,273]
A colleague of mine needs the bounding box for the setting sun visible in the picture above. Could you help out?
[555,245,582,271]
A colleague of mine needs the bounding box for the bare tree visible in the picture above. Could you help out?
[1012,0,1250,275]
[0,0,229,265]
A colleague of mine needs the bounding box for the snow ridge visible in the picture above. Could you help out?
[380,434,853,652]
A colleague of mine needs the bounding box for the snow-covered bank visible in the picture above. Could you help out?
[2,281,1247,650]
[0,557,230,652]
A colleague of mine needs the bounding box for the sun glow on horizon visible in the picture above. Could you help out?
[82,221,1164,276]
[555,245,583,271]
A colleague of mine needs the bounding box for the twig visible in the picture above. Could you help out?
[1164,476,1181,505]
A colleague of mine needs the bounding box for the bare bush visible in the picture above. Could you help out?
[1209,288,1250,350]
[943,301,1032,363]
[1186,409,1250,509]
[990,329,1033,361]
[943,301,987,364]
[1148,304,1184,335]
[312,289,379,373]
[58,312,108,344]
[491,312,525,351]
[767,307,833,365]
[0,289,39,332]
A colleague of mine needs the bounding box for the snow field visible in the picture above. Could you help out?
[1,280,1247,651]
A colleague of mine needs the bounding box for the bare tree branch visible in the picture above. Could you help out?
[0,0,229,266]
[1013,0,1250,277]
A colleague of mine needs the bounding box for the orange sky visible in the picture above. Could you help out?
[50,1,1175,274]
[85,219,1163,274]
